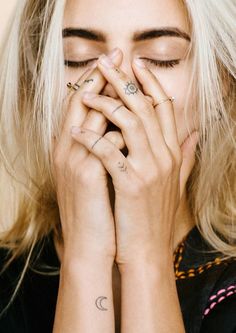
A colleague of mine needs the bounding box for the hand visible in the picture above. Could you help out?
[52,49,125,265]
[71,51,199,270]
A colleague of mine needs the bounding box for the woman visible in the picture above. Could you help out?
[0,0,235,332]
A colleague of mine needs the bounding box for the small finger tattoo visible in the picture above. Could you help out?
[91,136,103,150]
[124,81,138,95]
[118,161,128,172]
[115,68,121,73]
[84,78,94,84]
[95,296,108,311]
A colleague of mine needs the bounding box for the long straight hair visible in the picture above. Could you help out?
[0,0,235,314]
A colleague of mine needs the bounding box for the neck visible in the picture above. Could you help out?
[173,189,196,251]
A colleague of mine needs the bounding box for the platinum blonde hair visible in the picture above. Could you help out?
[0,0,235,312]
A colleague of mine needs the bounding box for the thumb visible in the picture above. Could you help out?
[179,130,199,198]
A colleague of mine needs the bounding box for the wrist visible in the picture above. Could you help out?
[62,241,115,266]
[62,252,114,272]
[60,258,114,283]
[118,253,174,277]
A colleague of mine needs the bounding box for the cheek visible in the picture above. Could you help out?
[155,67,189,110]
[152,67,199,143]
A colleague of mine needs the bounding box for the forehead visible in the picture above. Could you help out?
[63,0,190,39]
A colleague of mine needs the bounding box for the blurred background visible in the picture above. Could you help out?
[0,1,18,41]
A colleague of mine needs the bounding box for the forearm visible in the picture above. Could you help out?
[53,257,115,333]
[120,257,185,333]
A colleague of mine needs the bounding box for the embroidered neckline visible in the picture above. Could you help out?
[203,284,236,318]
[173,227,226,280]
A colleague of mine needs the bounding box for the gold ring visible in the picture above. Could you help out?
[67,82,80,91]
[153,96,175,108]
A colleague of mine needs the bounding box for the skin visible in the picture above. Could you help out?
[62,0,198,249]
[52,0,200,331]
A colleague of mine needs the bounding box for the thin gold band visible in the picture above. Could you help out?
[153,96,175,108]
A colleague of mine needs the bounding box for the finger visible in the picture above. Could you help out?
[57,49,123,158]
[70,130,126,181]
[81,93,155,166]
[104,131,126,151]
[83,108,108,134]
[95,53,168,161]
[70,107,109,162]
[132,59,180,156]
[66,66,96,98]
[63,50,122,138]
[179,131,199,198]
[73,103,125,162]
[70,126,136,189]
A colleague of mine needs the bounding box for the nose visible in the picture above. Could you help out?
[101,55,142,99]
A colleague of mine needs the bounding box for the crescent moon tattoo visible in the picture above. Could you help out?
[95,296,108,311]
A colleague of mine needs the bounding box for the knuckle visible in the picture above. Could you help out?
[127,116,142,131]
[175,148,183,166]
[104,131,125,150]
[161,153,175,175]
[99,141,116,159]
[139,100,154,116]
[127,179,145,197]
[86,109,106,124]
[117,70,128,81]
[144,169,159,185]
[145,95,155,105]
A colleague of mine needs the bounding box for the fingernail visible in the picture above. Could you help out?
[134,58,146,68]
[82,91,97,99]
[99,54,115,68]
[109,48,120,59]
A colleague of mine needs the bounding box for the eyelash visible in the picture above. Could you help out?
[139,58,180,68]
[64,58,180,69]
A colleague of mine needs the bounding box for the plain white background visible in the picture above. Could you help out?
[0,1,18,41]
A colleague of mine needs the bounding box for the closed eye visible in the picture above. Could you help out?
[139,58,180,68]
[64,58,97,68]
[64,58,180,68]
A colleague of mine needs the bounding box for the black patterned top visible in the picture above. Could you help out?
[174,226,236,333]
[0,225,235,333]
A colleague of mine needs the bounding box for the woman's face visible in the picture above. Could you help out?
[63,0,198,146]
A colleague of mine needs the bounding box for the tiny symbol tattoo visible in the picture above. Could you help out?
[118,161,128,172]
[124,81,138,95]
[84,78,94,84]
[95,296,108,311]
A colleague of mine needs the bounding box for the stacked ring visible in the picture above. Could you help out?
[67,82,80,91]
[153,96,175,108]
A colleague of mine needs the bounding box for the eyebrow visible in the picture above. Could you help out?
[62,27,191,42]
